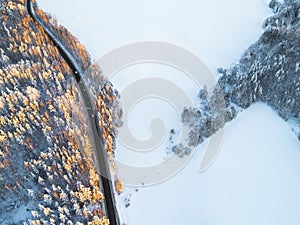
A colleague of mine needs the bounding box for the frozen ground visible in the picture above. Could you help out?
[122,103,300,225]
[38,0,272,73]
[36,1,300,224]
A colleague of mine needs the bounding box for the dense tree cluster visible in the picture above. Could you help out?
[176,0,300,155]
[218,0,300,138]
[0,0,121,224]
[34,4,91,73]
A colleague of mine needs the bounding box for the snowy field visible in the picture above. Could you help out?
[38,0,300,224]
[123,103,300,225]
[38,0,273,73]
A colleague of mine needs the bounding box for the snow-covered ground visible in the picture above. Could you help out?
[38,0,272,73]
[37,1,300,224]
[122,103,300,225]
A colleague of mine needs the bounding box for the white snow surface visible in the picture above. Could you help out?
[38,0,272,73]
[122,103,300,225]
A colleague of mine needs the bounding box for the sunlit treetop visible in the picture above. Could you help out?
[0,0,122,224]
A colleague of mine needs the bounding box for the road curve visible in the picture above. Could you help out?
[25,0,120,224]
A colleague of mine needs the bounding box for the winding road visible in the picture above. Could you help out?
[25,0,120,224]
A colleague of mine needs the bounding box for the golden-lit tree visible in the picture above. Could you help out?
[0,0,122,224]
